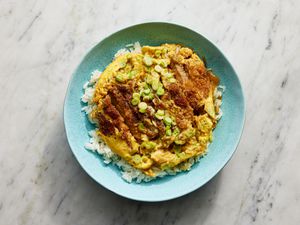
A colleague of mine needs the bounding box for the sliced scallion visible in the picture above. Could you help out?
[163,116,172,125]
[156,86,165,96]
[132,92,140,99]
[143,93,154,101]
[115,74,125,82]
[166,129,172,136]
[131,98,140,106]
[155,109,165,120]
[138,102,147,113]
[143,55,153,66]
[151,79,159,91]
[154,65,163,73]
[143,89,151,95]
[159,59,170,67]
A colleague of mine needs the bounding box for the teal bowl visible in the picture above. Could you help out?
[64,22,245,202]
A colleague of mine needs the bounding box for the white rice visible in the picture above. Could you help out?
[114,41,142,58]
[81,44,224,183]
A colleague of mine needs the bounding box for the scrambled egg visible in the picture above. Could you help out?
[90,44,221,176]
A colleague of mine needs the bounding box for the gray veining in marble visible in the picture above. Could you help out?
[0,0,300,224]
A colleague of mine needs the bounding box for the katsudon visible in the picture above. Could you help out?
[82,43,223,182]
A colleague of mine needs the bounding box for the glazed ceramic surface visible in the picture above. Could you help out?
[64,23,245,201]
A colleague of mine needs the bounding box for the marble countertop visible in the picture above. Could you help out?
[1,0,300,224]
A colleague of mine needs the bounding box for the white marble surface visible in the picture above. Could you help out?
[0,0,300,224]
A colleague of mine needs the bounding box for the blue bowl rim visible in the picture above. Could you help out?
[63,22,246,202]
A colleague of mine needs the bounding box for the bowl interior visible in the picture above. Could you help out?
[64,22,245,201]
